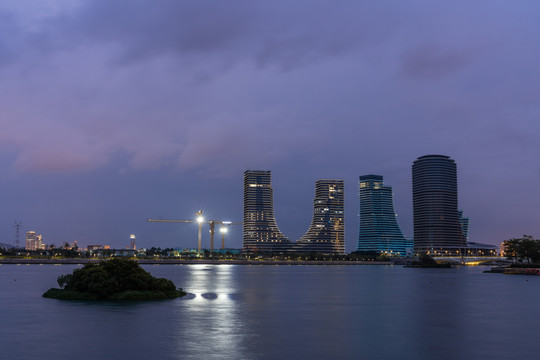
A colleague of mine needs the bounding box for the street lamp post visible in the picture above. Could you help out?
[196,211,204,252]
[209,221,215,255]
[220,226,228,250]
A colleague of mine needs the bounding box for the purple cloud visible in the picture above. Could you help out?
[0,1,539,249]
[401,44,478,79]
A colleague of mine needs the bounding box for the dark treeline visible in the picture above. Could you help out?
[144,248,389,261]
[1,245,389,261]
[502,235,540,264]
[0,247,80,258]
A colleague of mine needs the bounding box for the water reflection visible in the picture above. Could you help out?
[406,268,468,359]
[2,264,540,360]
[171,264,248,360]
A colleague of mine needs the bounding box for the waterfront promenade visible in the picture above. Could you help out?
[0,258,393,266]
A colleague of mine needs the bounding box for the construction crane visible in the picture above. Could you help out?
[207,220,242,252]
[147,210,241,253]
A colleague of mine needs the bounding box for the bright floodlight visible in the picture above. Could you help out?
[220,227,228,233]
[197,216,204,223]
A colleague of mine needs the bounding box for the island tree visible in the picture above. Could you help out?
[44,258,186,300]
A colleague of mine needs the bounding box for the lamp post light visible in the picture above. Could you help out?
[196,211,204,252]
[220,226,228,250]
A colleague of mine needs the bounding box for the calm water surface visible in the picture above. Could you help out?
[1,264,539,360]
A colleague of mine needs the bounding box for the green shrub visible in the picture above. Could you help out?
[43,258,186,300]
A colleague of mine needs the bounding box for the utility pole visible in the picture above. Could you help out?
[14,221,22,249]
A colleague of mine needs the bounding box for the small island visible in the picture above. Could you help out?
[43,258,186,300]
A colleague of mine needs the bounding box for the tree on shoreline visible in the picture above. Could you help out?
[502,235,540,264]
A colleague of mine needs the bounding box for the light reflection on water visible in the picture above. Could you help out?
[172,264,247,360]
[1,264,540,360]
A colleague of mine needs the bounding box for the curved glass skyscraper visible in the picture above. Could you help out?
[412,155,466,254]
[357,175,407,256]
[243,171,345,254]
[297,179,345,254]
[243,170,290,252]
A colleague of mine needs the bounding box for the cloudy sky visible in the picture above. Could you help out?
[0,0,539,251]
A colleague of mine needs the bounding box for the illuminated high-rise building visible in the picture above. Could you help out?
[243,170,290,252]
[458,210,470,241]
[357,175,407,256]
[412,155,466,254]
[129,234,136,250]
[296,179,345,254]
[25,231,43,251]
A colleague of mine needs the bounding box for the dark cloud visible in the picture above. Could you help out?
[0,10,24,65]
[401,44,477,78]
[0,1,539,249]
[23,1,398,72]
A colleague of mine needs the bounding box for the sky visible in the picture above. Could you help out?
[0,0,539,252]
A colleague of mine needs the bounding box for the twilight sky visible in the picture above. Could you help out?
[0,0,539,252]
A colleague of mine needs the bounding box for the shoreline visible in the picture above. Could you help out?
[0,258,393,266]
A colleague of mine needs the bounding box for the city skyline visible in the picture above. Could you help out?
[4,158,511,254]
[0,1,539,252]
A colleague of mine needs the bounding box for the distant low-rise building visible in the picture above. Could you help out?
[464,242,498,256]
[87,245,110,251]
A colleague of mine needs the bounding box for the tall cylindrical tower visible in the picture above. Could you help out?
[412,155,465,254]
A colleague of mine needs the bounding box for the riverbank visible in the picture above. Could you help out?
[0,258,393,266]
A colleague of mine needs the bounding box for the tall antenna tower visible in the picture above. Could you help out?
[14,221,22,249]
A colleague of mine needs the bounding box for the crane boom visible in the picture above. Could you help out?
[147,212,242,253]
[147,219,193,223]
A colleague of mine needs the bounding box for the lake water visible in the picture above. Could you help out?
[1,264,539,360]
